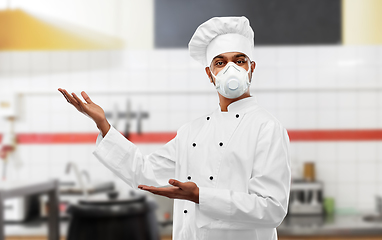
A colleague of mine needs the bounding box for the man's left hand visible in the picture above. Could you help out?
[138,179,199,204]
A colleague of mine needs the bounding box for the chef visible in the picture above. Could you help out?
[58,16,291,240]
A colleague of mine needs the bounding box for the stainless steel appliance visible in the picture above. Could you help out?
[288,180,324,215]
[4,196,30,221]
[4,195,40,222]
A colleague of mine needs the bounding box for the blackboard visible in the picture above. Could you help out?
[154,0,341,47]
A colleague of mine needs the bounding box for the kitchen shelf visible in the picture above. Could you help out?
[278,214,382,238]
[0,180,60,240]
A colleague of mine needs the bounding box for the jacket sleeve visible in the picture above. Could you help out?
[92,125,177,189]
[196,121,291,229]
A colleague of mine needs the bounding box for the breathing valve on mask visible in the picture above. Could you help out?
[210,62,251,99]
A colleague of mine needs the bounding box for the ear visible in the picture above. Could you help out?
[249,61,256,83]
[251,61,256,73]
[205,67,214,84]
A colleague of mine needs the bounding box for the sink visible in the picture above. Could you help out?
[363,215,382,222]
[59,181,115,195]
[37,181,116,219]
[363,196,382,222]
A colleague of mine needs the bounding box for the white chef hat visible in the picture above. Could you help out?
[188,16,255,67]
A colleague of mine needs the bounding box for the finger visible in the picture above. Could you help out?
[71,93,86,109]
[81,91,93,104]
[62,89,80,107]
[62,89,79,105]
[139,187,164,195]
[141,185,179,191]
[144,189,172,198]
[58,89,70,103]
[139,186,180,197]
[143,188,180,198]
[169,179,183,188]
[138,184,177,189]
[138,185,157,191]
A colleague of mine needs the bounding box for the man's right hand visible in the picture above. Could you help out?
[58,88,110,137]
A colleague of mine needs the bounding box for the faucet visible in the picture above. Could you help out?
[137,105,143,135]
[65,161,88,197]
[124,99,131,139]
[81,170,91,184]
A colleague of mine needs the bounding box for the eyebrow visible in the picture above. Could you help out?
[234,54,246,58]
[212,54,247,61]
[212,55,224,60]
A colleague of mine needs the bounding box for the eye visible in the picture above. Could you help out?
[236,59,247,65]
[214,61,226,68]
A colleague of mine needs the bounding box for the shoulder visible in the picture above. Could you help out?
[247,106,282,127]
[244,106,288,139]
[176,111,215,136]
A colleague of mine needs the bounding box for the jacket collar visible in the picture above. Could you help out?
[225,96,258,113]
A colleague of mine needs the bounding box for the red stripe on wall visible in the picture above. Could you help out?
[1,130,382,144]
[16,133,99,144]
[4,132,177,144]
[288,129,382,141]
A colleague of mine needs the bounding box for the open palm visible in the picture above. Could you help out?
[58,88,106,124]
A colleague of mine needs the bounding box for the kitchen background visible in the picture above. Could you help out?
[1,0,382,239]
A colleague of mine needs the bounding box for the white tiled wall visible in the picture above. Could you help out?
[1,45,382,212]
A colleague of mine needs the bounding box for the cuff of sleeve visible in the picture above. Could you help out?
[199,187,231,221]
[93,125,134,169]
[95,132,103,146]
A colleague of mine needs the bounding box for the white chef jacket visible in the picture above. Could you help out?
[93,96,291,240]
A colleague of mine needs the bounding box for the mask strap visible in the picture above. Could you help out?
[210,68,217,79]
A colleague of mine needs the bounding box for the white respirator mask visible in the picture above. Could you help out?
[210,62,251,99]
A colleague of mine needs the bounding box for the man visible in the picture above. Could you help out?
[58,16,291,240]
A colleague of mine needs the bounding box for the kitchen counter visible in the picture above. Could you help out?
[4,218,172,238]
[4,219,68,237]
[5,213,382,238]
[3,188,173,239]
[278,214,382,237]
